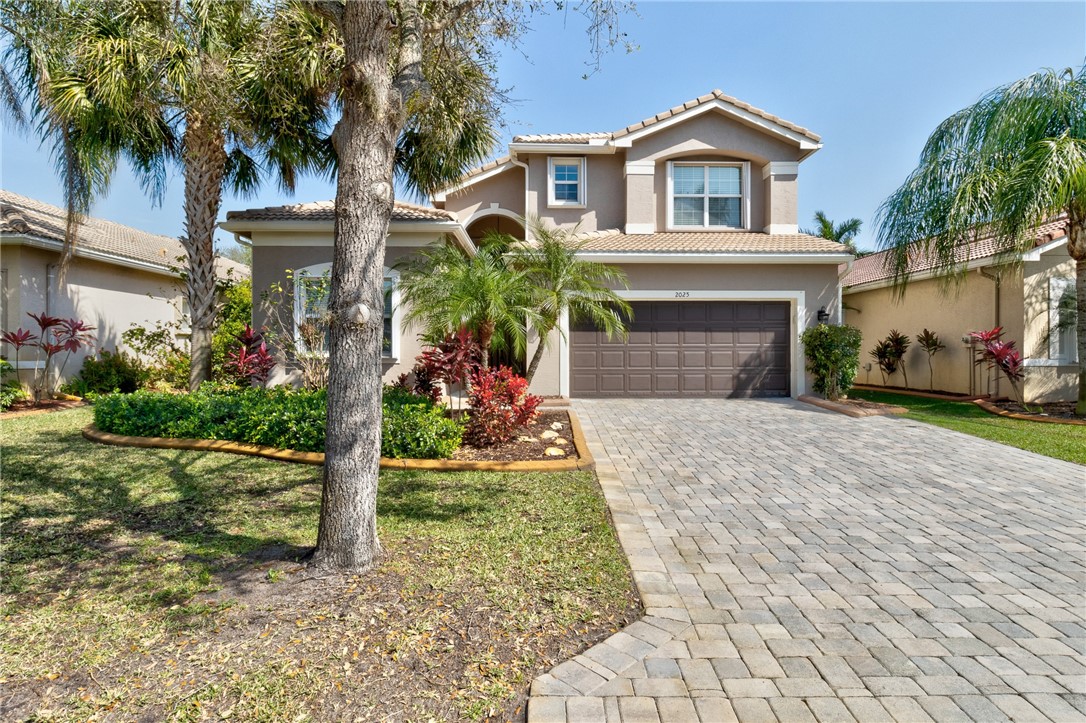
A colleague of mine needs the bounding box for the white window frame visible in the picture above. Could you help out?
[666,161,751,231]
[547,156,586,208]
[1048,276,1077,363]
[293,263,401,360]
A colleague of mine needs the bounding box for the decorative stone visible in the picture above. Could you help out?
[517,436,538,443]
[544,447,566,456]
[540,430,559,439]
[554,437,569,445]
[550,422,564,430]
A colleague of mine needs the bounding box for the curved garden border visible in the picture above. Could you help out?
[797,395,908,418]
[82,409,595,471]
[973,398,1086,426]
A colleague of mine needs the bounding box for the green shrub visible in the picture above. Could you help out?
[93,385,462,459]
[70,349,149,395]
[0,359,25,410]
[801,323,863,400]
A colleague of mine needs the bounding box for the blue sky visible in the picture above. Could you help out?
[2,1,1084,253]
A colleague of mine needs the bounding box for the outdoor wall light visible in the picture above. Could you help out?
[817,306,830,323]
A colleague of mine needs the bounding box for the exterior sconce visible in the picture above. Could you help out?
[817,306,830,323]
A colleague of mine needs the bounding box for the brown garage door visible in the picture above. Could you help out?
[571,300,790,398]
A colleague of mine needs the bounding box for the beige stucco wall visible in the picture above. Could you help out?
[1022,244,1077,402]
[443,165,526,223]
[1,243,182,384]
[843,267,1033,398]
[519,153,626,233]
[250,231,442,386]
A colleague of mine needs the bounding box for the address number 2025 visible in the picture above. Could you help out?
[674,291,691,298]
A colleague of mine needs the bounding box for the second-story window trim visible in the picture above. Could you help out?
[666,161,751,231]
[547,156,586,208]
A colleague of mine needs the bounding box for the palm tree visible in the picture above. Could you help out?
[876,66,1086,415]
[512,220,632,383]
[804,211,863,255]
[396,237,539,369]
[2,0,335,389]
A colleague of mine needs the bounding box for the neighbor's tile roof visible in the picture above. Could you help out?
[512,90,821,145]
[225,199,456,222]
[573,229,849,254]
[0,189,248,279]
[842,218,1069,287]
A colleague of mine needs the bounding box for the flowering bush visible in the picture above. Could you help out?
[969,327,1026,404]
[1,312,96,401]
[224,324,276,385]
[464,366,542,447]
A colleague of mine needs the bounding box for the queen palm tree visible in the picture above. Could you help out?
[396,237,539,369]
[512,220,631,383]
[804,211,863,255]
[876,65,1086,415]
[2,0,336,389]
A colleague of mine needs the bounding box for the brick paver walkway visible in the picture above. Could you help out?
[528,399,1086,722]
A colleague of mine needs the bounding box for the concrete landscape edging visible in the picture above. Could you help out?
[1,400,87,420]
[82,409,595,471]
[797,394,908,418]
[973,398,1086,426]
[850,384,987,402]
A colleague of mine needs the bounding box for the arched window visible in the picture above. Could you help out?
[293,263,401,360]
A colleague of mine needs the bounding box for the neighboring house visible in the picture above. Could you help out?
[1,189,249,383]
[225,90,853,398]
[841,219,1075,402]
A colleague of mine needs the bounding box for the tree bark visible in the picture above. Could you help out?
[181,116,227,391]
[524,319,555,384]
[477,320,494,369]
[310,1,397,573]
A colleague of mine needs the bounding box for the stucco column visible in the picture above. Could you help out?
[625,161,655,234]
[763,161,799,234]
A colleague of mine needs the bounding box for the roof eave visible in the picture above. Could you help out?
[575,251,854,264]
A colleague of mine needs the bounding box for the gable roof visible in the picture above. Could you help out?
[225,199,456,223]
[842,218,1069,288]
[573,229,849,255]
[513,90,821,145]
[0,189,248,279]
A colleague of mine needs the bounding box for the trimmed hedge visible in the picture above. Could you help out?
[93,385,463,459]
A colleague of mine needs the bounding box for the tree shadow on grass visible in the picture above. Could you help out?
[376,470,514,524]
[2,422,321,614]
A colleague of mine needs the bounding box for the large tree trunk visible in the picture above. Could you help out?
[181,116,227,391]
[310,1,398,573]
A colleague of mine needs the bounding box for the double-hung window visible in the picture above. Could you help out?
[668,162,747,229]
[548,157,585,207]
[294,264,399,359]
[1049,277,1077,363]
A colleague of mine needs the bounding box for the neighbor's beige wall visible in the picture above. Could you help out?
[250,231,442,385]
[443,165,526,222]
[1022,244,1077,402]
[843,268,1027,397]
[1,243,182,383]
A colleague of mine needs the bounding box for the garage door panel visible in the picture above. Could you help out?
[571,300,791,398]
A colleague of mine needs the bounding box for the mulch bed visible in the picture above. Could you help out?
[992,399,1082,421]
[452,410,577,463]
[0,398,85,418]
[837,397,902,412]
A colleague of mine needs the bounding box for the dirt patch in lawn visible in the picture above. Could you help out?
[453,410,577,463]
[1,398,85,418]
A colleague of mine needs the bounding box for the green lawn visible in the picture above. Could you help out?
[1,408,637,721]
[850,389,1086,465]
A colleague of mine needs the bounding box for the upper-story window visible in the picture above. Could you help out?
[548,157,586,207]
[668,161,749,230]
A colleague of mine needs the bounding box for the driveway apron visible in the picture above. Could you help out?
[528,398,1086,722]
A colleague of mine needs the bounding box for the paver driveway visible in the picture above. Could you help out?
[529,399,1086,722]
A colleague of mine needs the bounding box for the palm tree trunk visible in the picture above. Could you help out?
[310,1,396,573]
[478,321,494,369]
[181,116,227,391]
[525,336,546,384]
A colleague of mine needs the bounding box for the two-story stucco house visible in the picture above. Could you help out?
[224,91,853,398]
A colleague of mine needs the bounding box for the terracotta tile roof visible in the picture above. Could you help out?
[842,219,1069,288]
[443,155,517,184]
[0,189,248,279]
[510,90,821,146]
[573,229,849,254]
[225,199,456,222]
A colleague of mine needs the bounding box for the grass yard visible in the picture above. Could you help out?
[850,389,1086,465]
[1,408,638,721]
